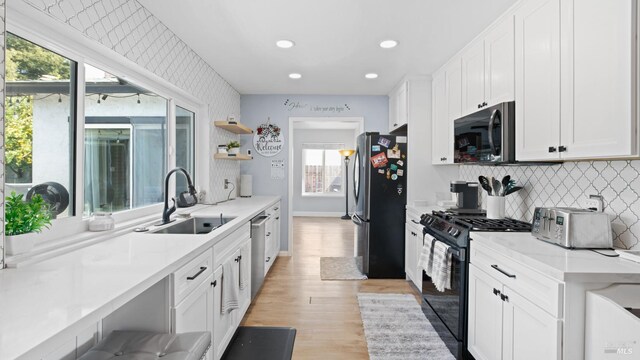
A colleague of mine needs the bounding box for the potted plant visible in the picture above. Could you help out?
[4,191,52,255]
[227,140,241,155]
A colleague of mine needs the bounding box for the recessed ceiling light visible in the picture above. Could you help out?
[276,40,295,49]
[289,73,302,79]
[365,73,379,79]
[379,40,398,49]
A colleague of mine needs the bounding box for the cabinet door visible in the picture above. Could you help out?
[515,0,561,161]
[462,41,486,116]
[485,16,515,106]
[502,286,561,360]
[388,93,398,132]
[404,223,417,284]
[173,273,214,333]
[560,0,636,159]
[213,252,240,360]
[396,82,409,129]
[468,265,504,360]
[271,211,280,259]
[238,239,252,314]
[432,72,452,164]
[410,222,423,291]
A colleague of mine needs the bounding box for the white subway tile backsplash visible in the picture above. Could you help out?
[460,160,640,250]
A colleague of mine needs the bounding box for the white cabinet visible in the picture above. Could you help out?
[461,16,514,117]
[389,81,409,132]
[516,0,637,161]
[559,0,637,159]
[468,264,561,360]
[265,202,280,275]
[404,221,423,291]
[173,273,214,360]
[462,41,486,115]
[431,61,462,165]
[484,16,515,106]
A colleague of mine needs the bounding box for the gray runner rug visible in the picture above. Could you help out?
[320,257,368,280]
[357,293,456,360]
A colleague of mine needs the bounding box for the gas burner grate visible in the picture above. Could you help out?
[431,210,531,232]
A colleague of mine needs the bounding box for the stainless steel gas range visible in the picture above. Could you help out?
[419,210,531,359]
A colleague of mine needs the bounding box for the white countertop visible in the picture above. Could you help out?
[472,232,640,283]
[0,196,279,360]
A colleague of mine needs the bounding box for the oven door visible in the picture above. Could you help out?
[421,233,467,342]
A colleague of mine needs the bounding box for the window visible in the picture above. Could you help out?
[175,106,195,196]
[5,33,77,218]
[302,143,344,196]
[84,64,168,215]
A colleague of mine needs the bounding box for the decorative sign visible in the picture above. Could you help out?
[271,159,285,180]
[283,99,351,113]
[253,118,283,157]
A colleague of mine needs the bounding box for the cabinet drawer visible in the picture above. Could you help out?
[213,223,251,268]
[470,242,563,318]
[173,249,214,306]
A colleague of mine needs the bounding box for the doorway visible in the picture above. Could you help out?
[286,117,364,257]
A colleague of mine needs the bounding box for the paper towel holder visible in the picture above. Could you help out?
[240,174,253,197]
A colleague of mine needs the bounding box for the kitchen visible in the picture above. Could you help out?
[1,0,640,360]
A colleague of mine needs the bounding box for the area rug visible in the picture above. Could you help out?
[357,293,456,360]
[320,257,367,280]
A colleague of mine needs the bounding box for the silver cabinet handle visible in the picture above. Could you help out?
[491,264,516,278]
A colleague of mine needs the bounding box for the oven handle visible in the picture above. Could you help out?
[423,231,465,261]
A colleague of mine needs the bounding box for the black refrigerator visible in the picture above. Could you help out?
[352,132,407,279]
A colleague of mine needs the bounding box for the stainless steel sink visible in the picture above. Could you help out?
[151,216,236,234]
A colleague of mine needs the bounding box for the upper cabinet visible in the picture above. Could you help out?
[389,81,409,132]
[461,16,515,117]
[514,0,561,161]
[516,0,637,161]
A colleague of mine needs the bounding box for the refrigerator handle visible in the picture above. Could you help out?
[353,146,360,203]
[351,213,363,226]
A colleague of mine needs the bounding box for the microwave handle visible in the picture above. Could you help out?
[488,109,501,156]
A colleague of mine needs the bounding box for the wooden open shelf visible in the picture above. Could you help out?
[214,153,253,160]
[214,121,253,134]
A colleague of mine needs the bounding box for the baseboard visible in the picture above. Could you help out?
[278,251,290,257]
[292,211,344,217]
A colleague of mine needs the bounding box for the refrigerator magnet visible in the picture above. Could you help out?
[378,137,391,148]
[387,148,401,159]
[397,160,404,166]
[370,152,389,168]
[397,169,404,176]
[397,184,403,195]
[391,174,398,180]
[396,136,407,143]
[378,169,385,174]
[386,168,391,179]
[390,164,398,171]
[371,145,381,152]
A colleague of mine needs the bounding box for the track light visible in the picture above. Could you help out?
[101,94,108,101]
[137,93,141,104]
[58,94,62,103]
[97,93,101,104]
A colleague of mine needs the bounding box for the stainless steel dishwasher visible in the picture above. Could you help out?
[250,212,269,300]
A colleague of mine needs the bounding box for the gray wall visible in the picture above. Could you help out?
[292,128,357,215]
[240,95,389,252]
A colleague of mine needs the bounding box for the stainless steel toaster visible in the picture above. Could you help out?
[531,207,613,249]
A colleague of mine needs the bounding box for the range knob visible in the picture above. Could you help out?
[448,228,461,237]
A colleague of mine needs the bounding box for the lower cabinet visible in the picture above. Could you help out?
[173,273,214,360]
[404,222,422,291]
[468,264,561,360]
[213,265,234,360]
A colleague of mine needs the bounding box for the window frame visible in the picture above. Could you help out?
[6,10,205,244]
[301,144,345,198]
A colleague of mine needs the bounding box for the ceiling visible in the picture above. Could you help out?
[139,0,518,95]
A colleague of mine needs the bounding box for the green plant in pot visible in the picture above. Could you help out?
[227,140,241,155]
[5,191,52,255]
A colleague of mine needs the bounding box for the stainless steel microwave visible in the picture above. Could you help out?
[453,101,515,164]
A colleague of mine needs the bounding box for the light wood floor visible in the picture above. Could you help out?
[241,217,417,359]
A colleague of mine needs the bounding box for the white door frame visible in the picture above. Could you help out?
[286,117,365,257]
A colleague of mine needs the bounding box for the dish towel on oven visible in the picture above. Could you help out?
[239,245,250,290]
[431,241,453,292]
[221,259,239,314]
[418,233,436,276]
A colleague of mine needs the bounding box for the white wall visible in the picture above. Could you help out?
[292,128,357,215]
